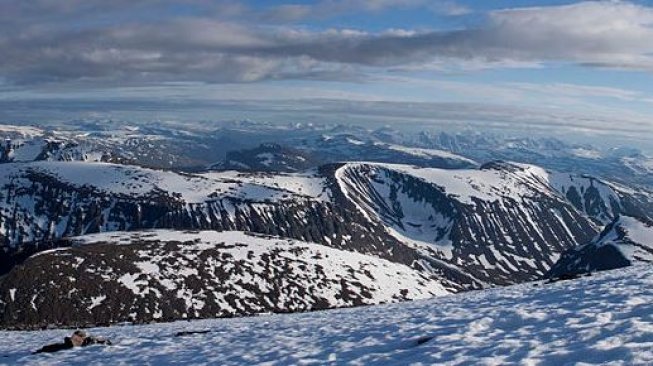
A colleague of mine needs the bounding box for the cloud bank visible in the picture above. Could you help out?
[2,1,653,85]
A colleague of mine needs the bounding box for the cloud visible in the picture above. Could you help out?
[484,1,653,68]
[428,1,471,16]
[506,82,653,103]
[260,0,471,21]
[2,1,653,86]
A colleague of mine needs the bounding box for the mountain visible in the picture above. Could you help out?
[547,215,653,278]
[0,161,424,280]
[336,161,603,285]
[546,170,653,224]
[404,130,653,188]
[0,230,450,330]
[0,124,182,167]
[3,263,653,365]
[4,121,653,190]
[2,157,653,328]
[3,160,640,282]
[0,122,306,169]
[294,134,478,169]
[211,137,479,174]
[212,143,322,172]
[0,123,479,172]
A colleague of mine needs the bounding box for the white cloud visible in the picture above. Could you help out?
[484,1,653,68]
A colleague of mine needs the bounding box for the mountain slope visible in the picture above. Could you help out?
[547,172,653,225]
[548,215,653,278]
[0,161,328,247]
[3,265,653,365]
[213,144,322,172]
[0,162,435,287]
[0,230,450,330]
[335,162,600,284]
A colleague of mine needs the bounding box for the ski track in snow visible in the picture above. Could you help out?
[2,265,653,365]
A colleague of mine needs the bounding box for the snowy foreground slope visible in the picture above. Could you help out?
[3,265,653,365]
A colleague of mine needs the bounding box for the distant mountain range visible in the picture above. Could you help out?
[2,121,652,187]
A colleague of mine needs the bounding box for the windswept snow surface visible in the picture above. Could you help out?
[3,265,653,365]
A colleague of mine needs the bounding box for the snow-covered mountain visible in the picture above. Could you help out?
[0,123,479,172]
[293,134,478,170]
[548,215,653,278]
[212,143,322,172]
[3,158,651,326]
[0,230,450,330]
[544,169,653,224]
[391,129,653,188]
[3,265,653,365]
[335,162,604,285]
[0,124,179,166]
[2,121,653,330]
[0,162,414,277]
[0,122,264,169]
[3,121,653,189]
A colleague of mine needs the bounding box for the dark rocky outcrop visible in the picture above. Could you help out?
[547,215,653,278]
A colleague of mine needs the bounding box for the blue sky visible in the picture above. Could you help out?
[2,0,653,149]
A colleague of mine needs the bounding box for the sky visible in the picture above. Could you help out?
[1,0,653,149]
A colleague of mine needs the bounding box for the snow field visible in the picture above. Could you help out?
[3,265,653,365]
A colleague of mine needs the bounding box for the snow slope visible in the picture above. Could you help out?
[0,161,322,203]
[592,216,653,261]
[200,170,330,201]
[0,230,450,329]
[377,162,551,205]
[543,170,653,225]
[2,265,653,365]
